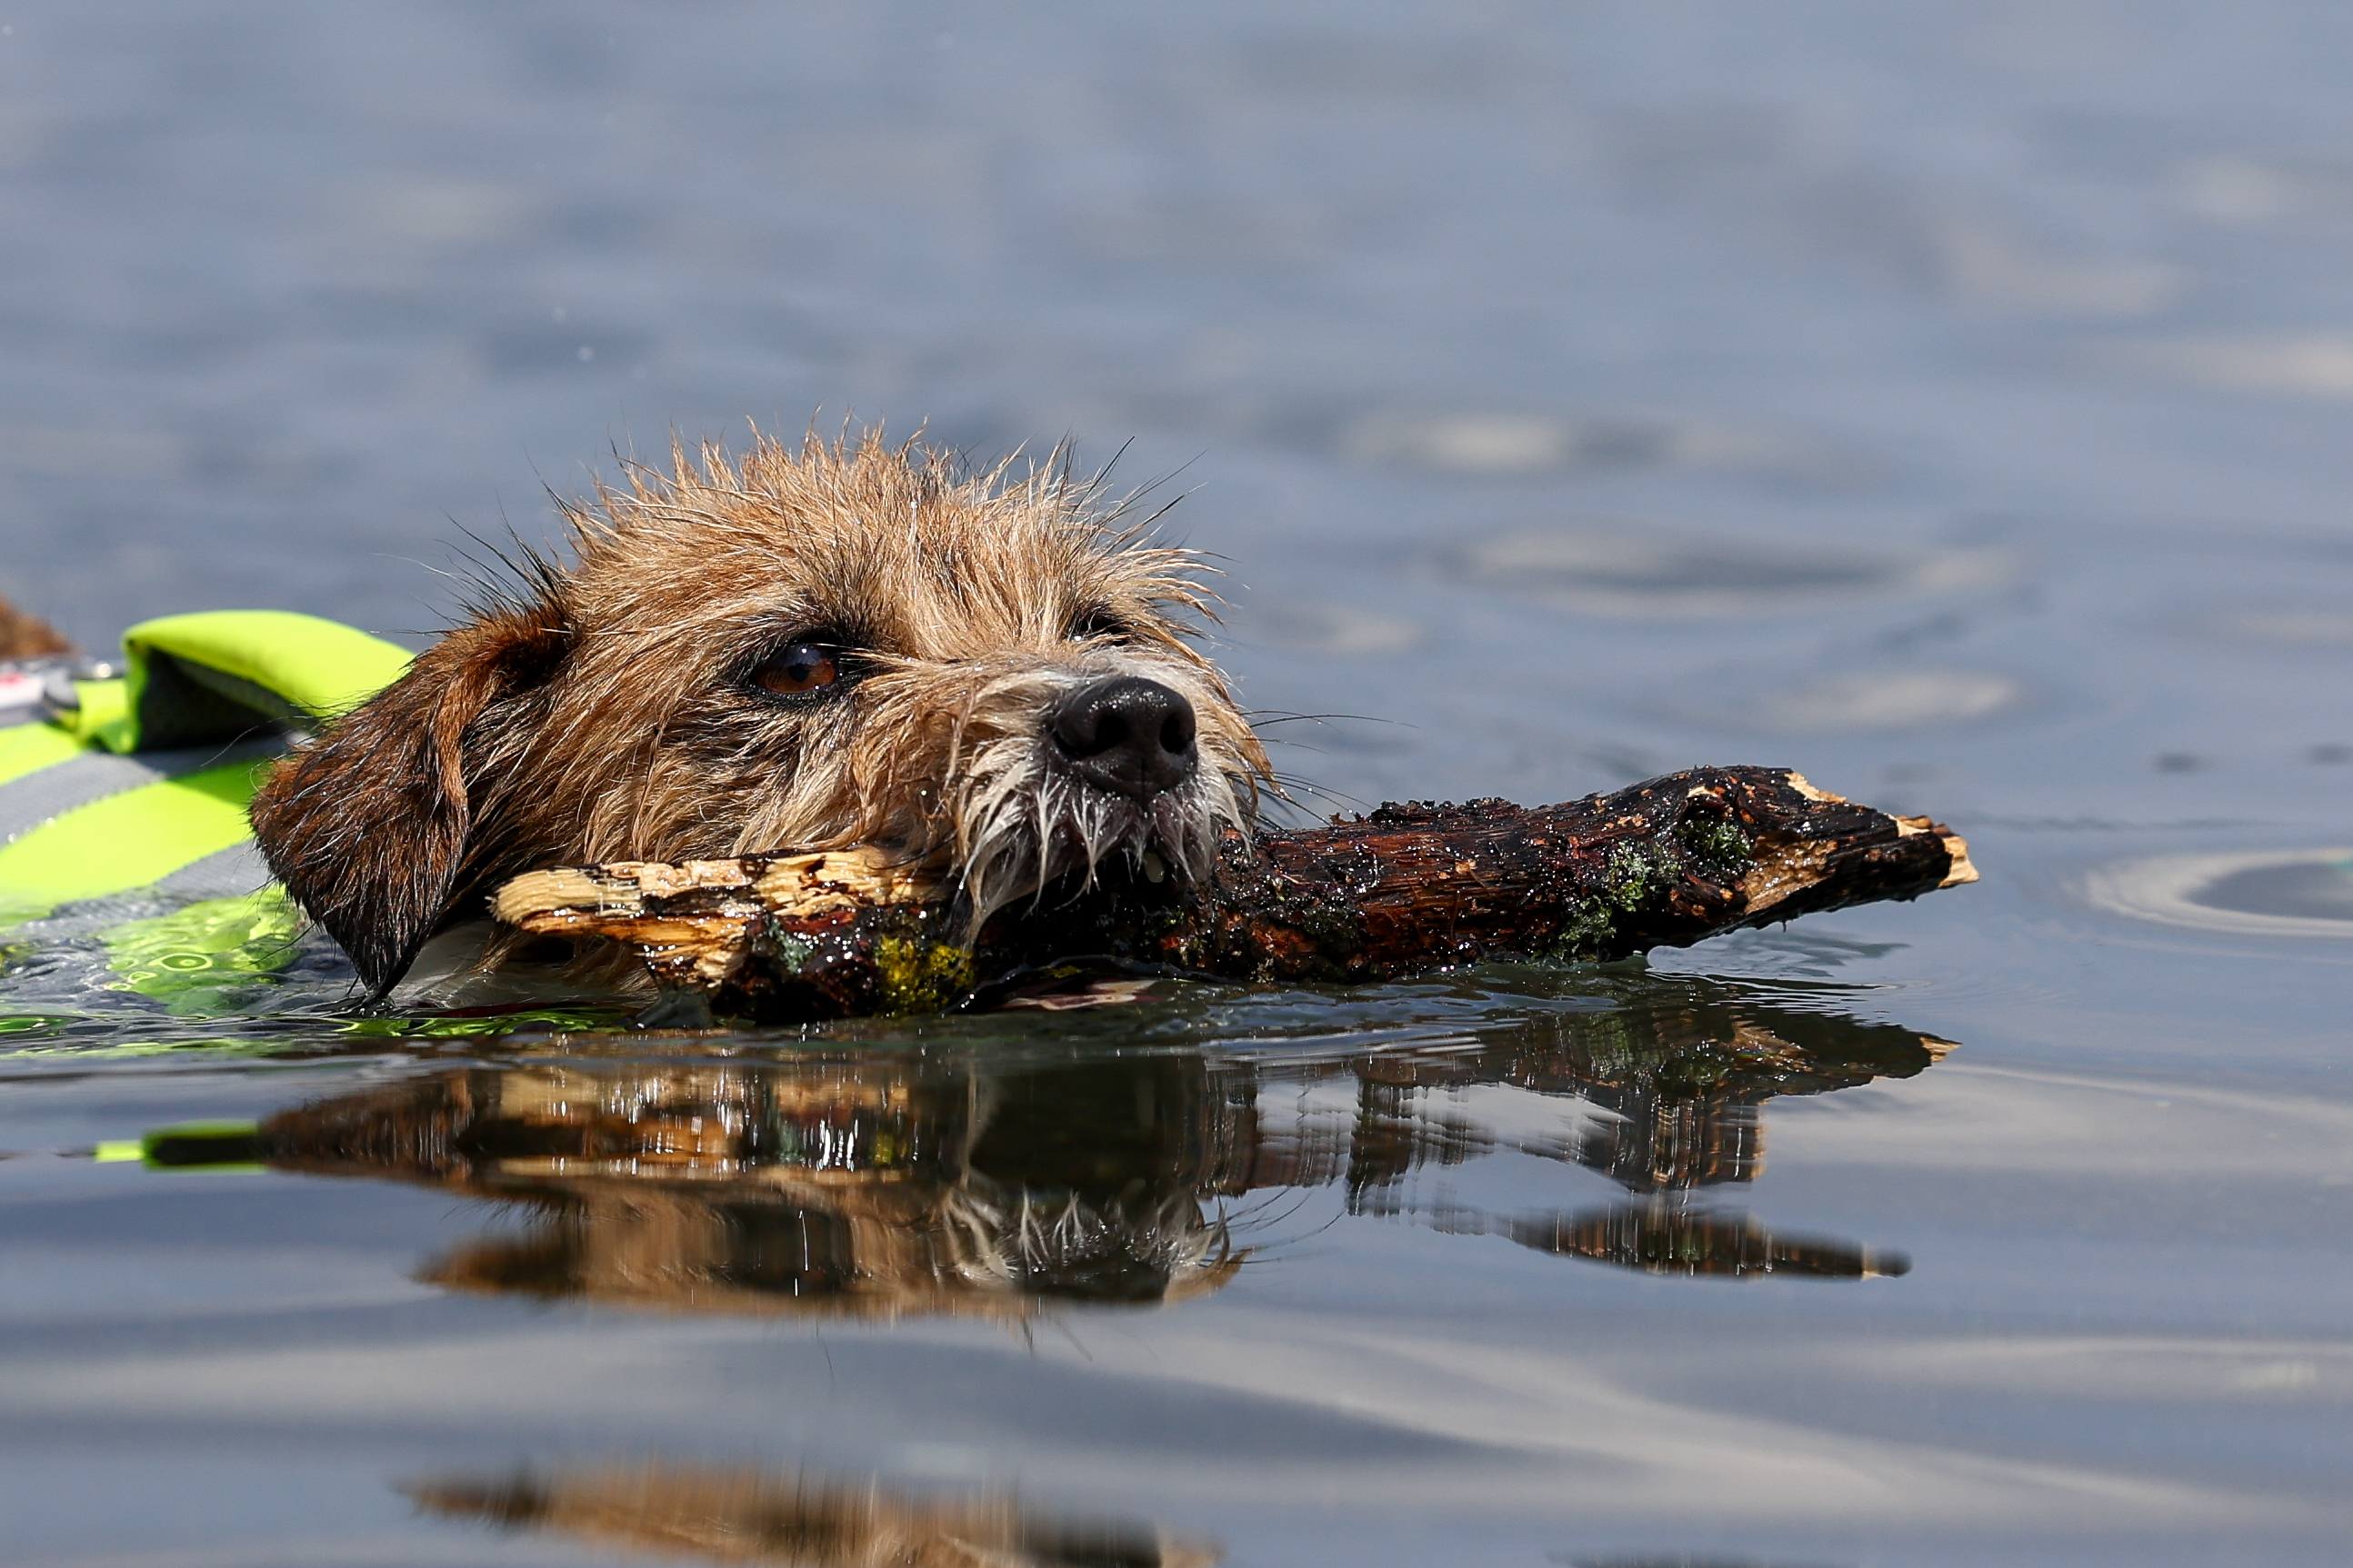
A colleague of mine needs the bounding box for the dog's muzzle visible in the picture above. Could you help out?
[1046,675,1198,801]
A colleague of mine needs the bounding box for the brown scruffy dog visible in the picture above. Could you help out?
[0,598,73,661]
[250,429,1273,996]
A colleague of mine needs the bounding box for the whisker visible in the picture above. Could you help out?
[1243,710,1388,727]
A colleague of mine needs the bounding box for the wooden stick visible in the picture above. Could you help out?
[492,766,1975,1023]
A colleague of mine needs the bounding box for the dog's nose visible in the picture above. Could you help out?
[1048,676,1198,800]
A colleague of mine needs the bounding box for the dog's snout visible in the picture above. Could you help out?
[1048,676,1198,800]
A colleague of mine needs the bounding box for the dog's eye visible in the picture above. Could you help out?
[752,642,841,697]
[1069,609,1132,643]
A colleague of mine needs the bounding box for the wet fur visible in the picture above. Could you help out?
[249,430,1272,994]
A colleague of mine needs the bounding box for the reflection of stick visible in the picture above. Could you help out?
[494,766,1975,1022]
[1483,1204,1907,1279]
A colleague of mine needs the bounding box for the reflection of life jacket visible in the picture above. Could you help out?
[0,611,410,916]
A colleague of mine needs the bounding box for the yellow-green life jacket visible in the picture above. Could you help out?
[0,611,411,916]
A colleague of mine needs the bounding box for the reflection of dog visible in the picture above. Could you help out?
[250,430,1271,994]
[240,981,1940,1314]
[259,1054,1251,1318]
[409,1461,1222,1568]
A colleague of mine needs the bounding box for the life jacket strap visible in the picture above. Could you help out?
[0,735,283,850]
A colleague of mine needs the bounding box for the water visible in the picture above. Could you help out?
[3,3,2350,1563]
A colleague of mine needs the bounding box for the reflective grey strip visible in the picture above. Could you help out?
[0,734,285,847]
[152,840,273,902]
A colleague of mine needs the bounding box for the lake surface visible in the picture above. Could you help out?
[3,3,2350,1564]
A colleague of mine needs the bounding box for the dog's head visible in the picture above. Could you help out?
[251,431,1271,994]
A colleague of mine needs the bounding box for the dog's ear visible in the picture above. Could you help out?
[250,605,568,996]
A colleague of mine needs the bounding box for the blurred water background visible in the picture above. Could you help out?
[1,4,2349,1565]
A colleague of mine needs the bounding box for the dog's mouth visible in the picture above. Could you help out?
[954,765,1236,924]
[936,674,1246,925]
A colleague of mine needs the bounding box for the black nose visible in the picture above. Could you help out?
[1047,676,1199,800]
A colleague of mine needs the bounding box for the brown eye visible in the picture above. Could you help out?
[1070,609,1129,642]
[753,642,840,697]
